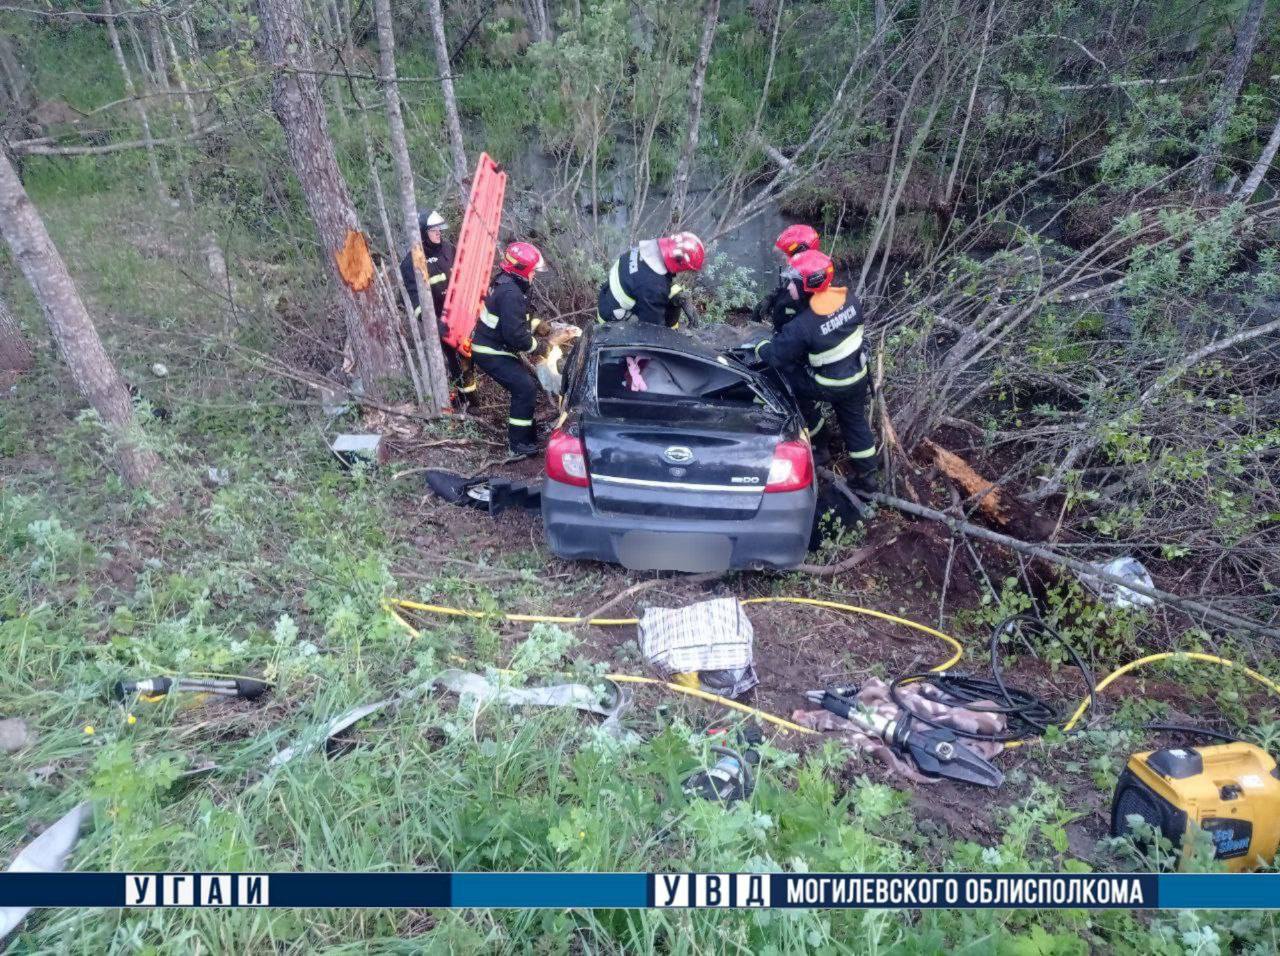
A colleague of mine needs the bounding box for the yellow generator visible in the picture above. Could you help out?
[1111,742,1280,872]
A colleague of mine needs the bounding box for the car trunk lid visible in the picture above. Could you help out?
[583,403,781,520]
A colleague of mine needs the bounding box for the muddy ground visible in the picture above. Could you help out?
[378,376,1256,862]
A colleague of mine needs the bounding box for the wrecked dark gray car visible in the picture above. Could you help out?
[542,323,816,572]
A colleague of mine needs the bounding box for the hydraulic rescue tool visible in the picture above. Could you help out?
[806,687,1005,788]
[113,676,270,702]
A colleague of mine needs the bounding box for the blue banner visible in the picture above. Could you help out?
[3,872,1280,909]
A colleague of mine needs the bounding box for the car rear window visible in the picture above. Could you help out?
[594,348,766,408]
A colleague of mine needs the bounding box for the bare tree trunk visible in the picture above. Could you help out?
[374,0,451,413]
[0,32,31,114]
[1195,0,1267,190]
[943,0,994,207]
[259,0,405,394]
[521,0,551,43]
[361,114,428,407]
[669,0,719,226]
[161,18,231,292]
[424,0,470,188]
[1236,106,1280,202]
[0,290,34,374]
[0,150,166,493]
[180,13,199,58]
[146,15,170,92]
[122,11,155,88]
[322,0,350,127]
[103,0,166,198]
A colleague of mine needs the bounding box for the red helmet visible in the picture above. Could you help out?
[786,250,834,294]
[500,241,544,280]
[775,224,820,257]
[657,232,705,273]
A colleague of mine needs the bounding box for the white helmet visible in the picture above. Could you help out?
[419,210,447,230]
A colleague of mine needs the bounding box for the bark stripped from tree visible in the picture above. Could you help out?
[424,0,470,188]
[669,0,720,227]
[0,291,34,374]
[1195,0,1267,190]
[0,149,166,493]
[373,0,452,413]
[259,0,404,394]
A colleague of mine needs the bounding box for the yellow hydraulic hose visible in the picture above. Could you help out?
[388,595,966,735]
[1060,652,1280,734]
[385,600,819,734]
[607,674,817,735]
[391,596,965,672]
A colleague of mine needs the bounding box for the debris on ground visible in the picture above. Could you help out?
[0,717,31,754]
[682,725,763,803]
[792,678,1007,786]
[0,802,90,939]
[639,598,758,698]
[112,676,270,702]
[1082,556,1156,610]
[331,433,387,468]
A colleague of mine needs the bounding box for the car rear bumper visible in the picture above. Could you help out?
[542,479,816,572]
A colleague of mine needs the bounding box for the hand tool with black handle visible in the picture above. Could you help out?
[805,687,1004,788]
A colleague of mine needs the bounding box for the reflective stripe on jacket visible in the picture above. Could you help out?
[758,287,867,388]
[471,273,535,359]
[597,244,683,328]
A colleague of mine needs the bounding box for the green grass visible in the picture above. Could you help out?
[4,250,1278,953]
[6,16,1280,952]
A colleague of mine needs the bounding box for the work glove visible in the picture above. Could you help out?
[676,293,700,328]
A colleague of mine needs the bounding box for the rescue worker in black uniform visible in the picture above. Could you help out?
[755,250,879,493]
[398,209,475,405]
[470,241,547,457]
[752,224,821,332]
[597,232,705,328]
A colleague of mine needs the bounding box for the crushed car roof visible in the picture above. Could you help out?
[589,322,723,362]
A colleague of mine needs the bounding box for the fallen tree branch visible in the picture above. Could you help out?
[862,491,1280,642]
[796,544,880,577]
[1034,313,1280,499]
[581,571,723,623]
[10,122,223,155]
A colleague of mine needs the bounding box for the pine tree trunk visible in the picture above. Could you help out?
[424,0,470,188]
[0,291,34,374]
[669,0,720,226]
[374,0,451,413]
[103,0,166,197]
[259,0,404,394]
[0,150,166,493]
[1195,0,1267,191]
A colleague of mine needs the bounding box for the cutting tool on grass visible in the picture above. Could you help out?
[113,676,270,702]
[805,686,1005,788]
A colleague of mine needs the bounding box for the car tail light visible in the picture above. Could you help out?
[546,428,588,487]
[765,440,813,493]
